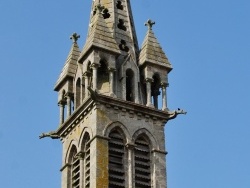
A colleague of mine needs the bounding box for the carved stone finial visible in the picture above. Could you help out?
[70,33,80,43]
[95,3,105,13]
[145,19,155,30]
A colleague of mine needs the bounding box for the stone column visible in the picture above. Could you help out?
[108,68,116,97]
[126,143,135,188]
[65,93,73,118]
[58,100,66,125]
[161,82,169,111]
[145,78,154,107]
[76,152,85,188]
[83,72,90,98]
[91,63,99,90]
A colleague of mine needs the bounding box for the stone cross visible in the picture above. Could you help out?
[70,33,80,43]
[145,19,155,30]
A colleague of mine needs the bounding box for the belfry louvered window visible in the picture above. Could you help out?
[134,136,151,188]
[71,149,80,188]
[108,130,125,188]
[84,135,91,188]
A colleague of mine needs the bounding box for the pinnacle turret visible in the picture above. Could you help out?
[139,20,172,71]
[54,33,81,91]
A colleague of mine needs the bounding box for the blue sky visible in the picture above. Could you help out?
[0,0,250,187]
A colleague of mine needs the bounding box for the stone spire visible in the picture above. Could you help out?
[79,3,120,61]
[54,33,81,91]
[80,0,139,61]
[139,20,172,71]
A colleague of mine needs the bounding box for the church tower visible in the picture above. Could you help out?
[41,1,185,187]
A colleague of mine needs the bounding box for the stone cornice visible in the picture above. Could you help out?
[96,93,174,121]
[54,91,185,139]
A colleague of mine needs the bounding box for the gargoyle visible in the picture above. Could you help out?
[39,131,60,139]
[168,108,187,120]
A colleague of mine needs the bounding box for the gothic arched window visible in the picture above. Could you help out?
[75,78,81,109]
[97,60,109,93]
[134,135,151,188]
[108,130,126,188]
[151,74,161,109]
[81,133,91,188]
[126,69,134,102]
[68,145,80,188]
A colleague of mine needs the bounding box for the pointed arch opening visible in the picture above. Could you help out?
[67,145,80,188]
[97,60,109,93]
[75,78,81,109]
[126,69,134,102]
[81,133,91,188]
[87,61,93,89]
[151,74,161,109]
[71,98,74,113]
[134,135,151,188]
[108,129,126,188]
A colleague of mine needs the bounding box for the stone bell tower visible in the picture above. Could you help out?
[41,0,185,187]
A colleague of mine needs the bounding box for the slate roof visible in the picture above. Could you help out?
[54,42,80,91]
[139,27,172,70]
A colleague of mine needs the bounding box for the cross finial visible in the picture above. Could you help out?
[70,33,80,43]
[145,19,155,30]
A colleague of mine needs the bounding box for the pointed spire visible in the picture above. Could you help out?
[79,0,139,62]
[139,20,172,71]
[79,3,120,61]
[54,33,81,91]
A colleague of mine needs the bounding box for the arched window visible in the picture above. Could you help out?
[75,78,81,109]
[126,69,134,102]
[108,130,126,188]
[151,74,161,109]
[97,60,109,93]
[86,61,93,88]
[82,80,85,101]
[134,135,151,187]
[68,145,80,188]
[81,133,91,188]
[71,98,74,113]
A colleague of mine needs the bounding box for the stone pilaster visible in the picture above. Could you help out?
[108,67,116,97]
[90,136,109,187]
[152,149,168,188]
[145,78,154,107]
[65,92,73,118]
[83,72,91,98]
[58,100,66,125]
[60,163,71,188]
[161,82,169,111]
[91,63,99,91]
[126,143,135,188]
